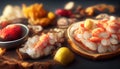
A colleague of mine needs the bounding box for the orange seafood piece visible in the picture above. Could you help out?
[92,28,105,37]
[22,3,47,18]
[97,19,108,28]
[22,3,55,27]
[34,34,49,49]
[89,37,102,43]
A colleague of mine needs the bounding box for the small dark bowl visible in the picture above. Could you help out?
[0,24,29,49]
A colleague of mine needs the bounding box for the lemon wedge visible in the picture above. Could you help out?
[54,47,74,65]
[84,19,93,30]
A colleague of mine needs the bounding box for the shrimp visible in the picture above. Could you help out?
[92,28,105,37]
[97,19,108,28]
[106,21,120,33]
[89,36,101,43]
[34,34,49,50]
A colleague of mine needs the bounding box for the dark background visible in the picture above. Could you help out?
[1,0,120,69]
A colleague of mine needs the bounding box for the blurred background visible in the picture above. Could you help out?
[0,0,120,13]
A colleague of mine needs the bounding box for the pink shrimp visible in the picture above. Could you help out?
[74,23,88,34]
[106,21,120,33]
[92,28,105,37]
[34,34,50,50]
[89,36,102,43]
[97,19,108,28]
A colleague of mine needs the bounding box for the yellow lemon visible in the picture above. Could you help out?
[54,47,74,65]
[48,12,55,20]
[84,19,93,29]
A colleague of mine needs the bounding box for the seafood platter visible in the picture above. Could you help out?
[0,0,120,69]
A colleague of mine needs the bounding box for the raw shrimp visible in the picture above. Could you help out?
[19,28,65,59]
[34,34,50,50]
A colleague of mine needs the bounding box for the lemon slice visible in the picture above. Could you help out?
[54,47,74,65]
[84,19,93,30]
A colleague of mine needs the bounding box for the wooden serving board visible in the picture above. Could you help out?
[67,22,120,60]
